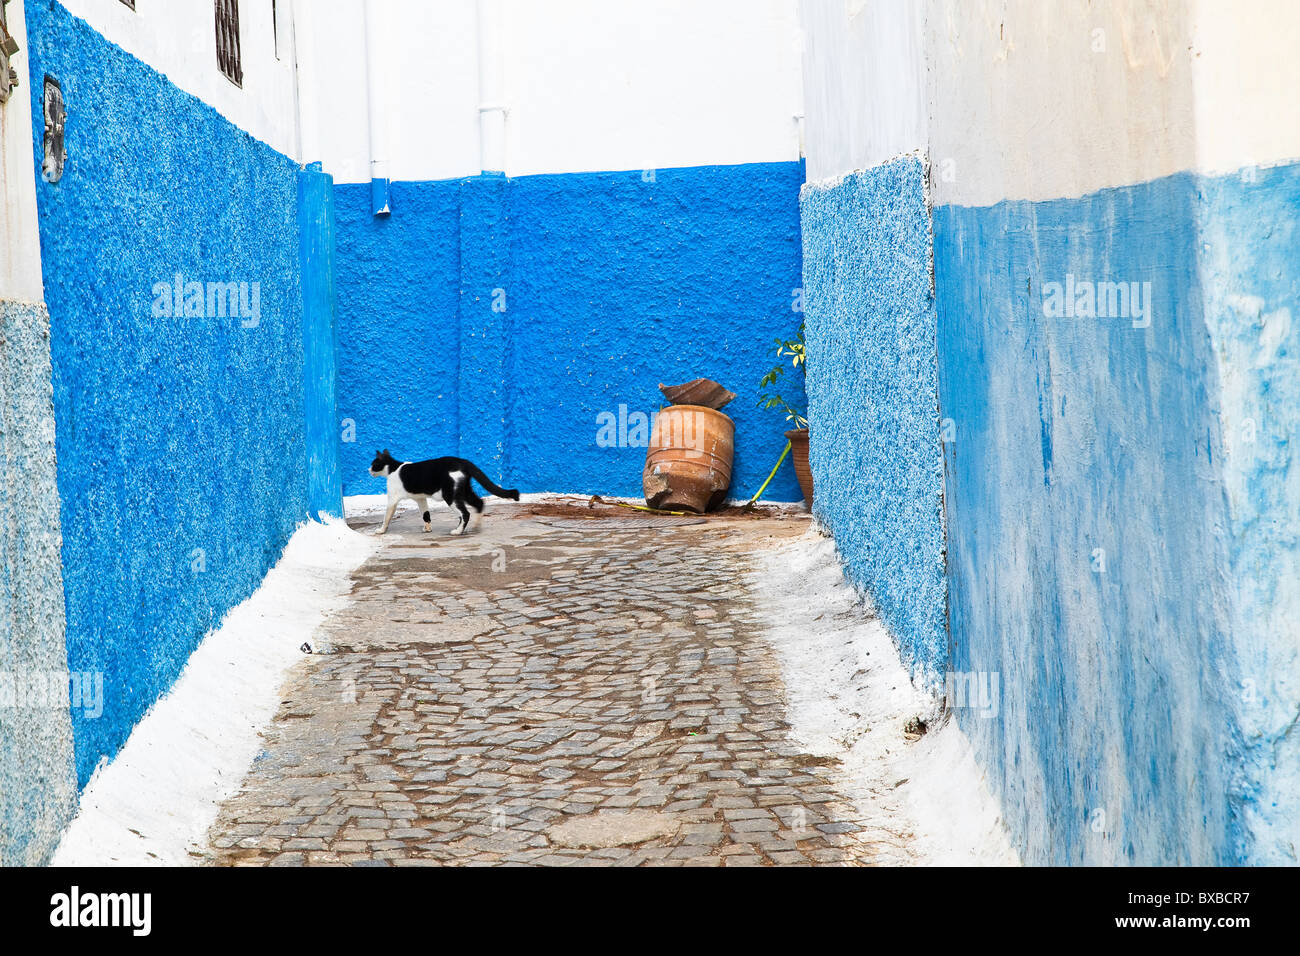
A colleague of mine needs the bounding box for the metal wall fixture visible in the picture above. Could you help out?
[0,0,20,106]
[42,76,66,183]
[215,0,243,87]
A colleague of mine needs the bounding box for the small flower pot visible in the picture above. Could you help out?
[785,427,813,506]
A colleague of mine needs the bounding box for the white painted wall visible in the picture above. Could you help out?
[306,0,805,183]
[499,0,803,177]
[301,0,481,185]
[1189,0,1300,179]
[799,0,927,184]
[796,0,1300,204]
[925,0,1200,207]
[39,1,805,182]
[56,0,300,159]
[1,0,43,301]
[925,0,1300,207]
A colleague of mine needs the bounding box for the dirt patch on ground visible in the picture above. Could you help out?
[512,496,806,522]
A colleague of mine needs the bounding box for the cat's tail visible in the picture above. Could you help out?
[465,461,521,500]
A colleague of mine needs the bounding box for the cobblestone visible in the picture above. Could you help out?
[204,505,908,866]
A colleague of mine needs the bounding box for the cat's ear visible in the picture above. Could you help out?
[383,448,390,455]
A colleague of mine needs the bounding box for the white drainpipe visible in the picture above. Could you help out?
[476,0,506,175]
[364,0,392,214]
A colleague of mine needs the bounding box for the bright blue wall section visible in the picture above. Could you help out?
[300,164,345,519]
[334,162,806,502]
[334,179,463,488]
[27,2,310,786]
[934,171,1245,865]
[458,176,509,479]
[799,158,947,688]
[504,163,805,500]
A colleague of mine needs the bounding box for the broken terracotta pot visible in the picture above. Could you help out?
[658,378,736,411]
[643,404,735,513]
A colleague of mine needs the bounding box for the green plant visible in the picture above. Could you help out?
[757,321,807,429]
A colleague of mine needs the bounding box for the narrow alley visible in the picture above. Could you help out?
[201,504,908,866]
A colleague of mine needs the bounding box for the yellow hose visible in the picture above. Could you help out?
[743,440,792,508]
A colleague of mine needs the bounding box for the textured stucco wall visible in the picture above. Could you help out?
[27,3,310,786]
[334,179,464,490]
[925,0,1300,208]
[336,162,807,503]
[800,157,946,687]
[505,163,805,500]
[53,0,299,159]
[795,0,1300,866]
[458,176,509,480]
[0,300,78,865]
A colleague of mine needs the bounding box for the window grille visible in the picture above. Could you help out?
[215,0,243,87]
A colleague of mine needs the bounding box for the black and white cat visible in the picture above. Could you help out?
[368,449,520,535]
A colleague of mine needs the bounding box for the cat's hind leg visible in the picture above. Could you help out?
[440,478,462,535]
[449,494,471,536]
[463,487,485,532]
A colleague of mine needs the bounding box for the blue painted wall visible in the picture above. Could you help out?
[933,168,1278,865]
[27,2,311,786]
[800,157,947,688]
[300,164,345,519]
[802,150,1300,864]
[335,162,807,502]
[1196,161,1300,865]
[458,175,509,479]
[334,179,463,488]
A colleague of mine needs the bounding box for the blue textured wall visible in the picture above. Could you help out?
[300,164,345,519]
[458,175,509,478]
[800,158,947,688]
[335,162,806,502]
[27,2,310,786]
[934,170,1249,865]
[802,151,1300,864]
[334,179,463,488]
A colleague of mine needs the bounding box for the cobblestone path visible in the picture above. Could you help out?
[204,506,893,866]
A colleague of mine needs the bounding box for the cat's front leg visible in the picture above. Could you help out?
[378,497,399,535]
